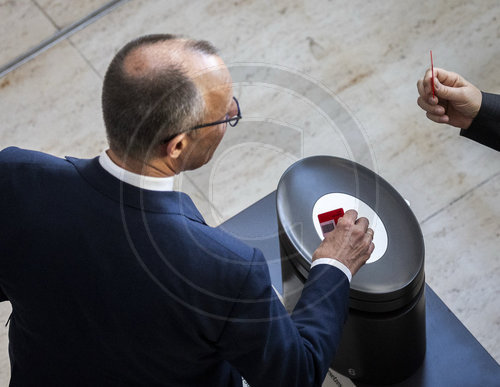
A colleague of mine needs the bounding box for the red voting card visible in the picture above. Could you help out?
[318,208,344,236]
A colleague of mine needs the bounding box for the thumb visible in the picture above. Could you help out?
[435,79,465,102]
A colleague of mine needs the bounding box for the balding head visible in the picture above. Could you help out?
[122,38,217,77]
[102,34,226,162]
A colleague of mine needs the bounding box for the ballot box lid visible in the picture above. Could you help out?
[276,156,425,311]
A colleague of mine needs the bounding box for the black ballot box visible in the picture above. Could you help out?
[276,156,426,385]
[219,191,500,387]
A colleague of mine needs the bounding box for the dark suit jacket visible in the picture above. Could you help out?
[460,92,500,151]
[0,147,349,387]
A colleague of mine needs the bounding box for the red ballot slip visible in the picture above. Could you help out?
[430,50,435,98]
[318,208,344,236]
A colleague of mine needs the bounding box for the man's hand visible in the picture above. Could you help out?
[312,209,374,276]
[417,67,482,129]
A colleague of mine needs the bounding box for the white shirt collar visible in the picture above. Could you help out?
[98,150,174,192]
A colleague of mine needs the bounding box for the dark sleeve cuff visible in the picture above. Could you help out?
[460,92,500,151]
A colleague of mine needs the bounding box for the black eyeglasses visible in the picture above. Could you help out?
[161,97,241,144]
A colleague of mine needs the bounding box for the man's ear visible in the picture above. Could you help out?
[165,133,189,159]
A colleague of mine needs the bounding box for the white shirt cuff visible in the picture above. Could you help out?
[311,258,352,282]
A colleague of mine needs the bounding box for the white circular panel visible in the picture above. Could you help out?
[312,193,388,264]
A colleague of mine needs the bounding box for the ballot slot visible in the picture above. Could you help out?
[312,193,388,264]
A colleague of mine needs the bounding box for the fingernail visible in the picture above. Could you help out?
[434,79,439,90]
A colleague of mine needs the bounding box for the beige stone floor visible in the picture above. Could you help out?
[0,0,499,384]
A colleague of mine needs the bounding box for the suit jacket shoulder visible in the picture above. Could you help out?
[0,146,68,167]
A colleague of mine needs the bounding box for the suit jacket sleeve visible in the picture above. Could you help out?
[216,249,350,387]
[0,288,7,302]
[460,92,500,151]
[0,149,11,302]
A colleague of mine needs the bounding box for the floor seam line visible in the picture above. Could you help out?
[0,0,130,78]
[31,0,60,30]
[420,170,500,226]
[68,39,103,80]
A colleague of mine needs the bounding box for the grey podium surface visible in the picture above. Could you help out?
[219,191,500,387]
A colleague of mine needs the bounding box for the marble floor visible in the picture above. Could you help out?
[0,0,499,384]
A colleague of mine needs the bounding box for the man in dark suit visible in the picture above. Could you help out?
[0,34,374,386]
[417,67,499,151]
